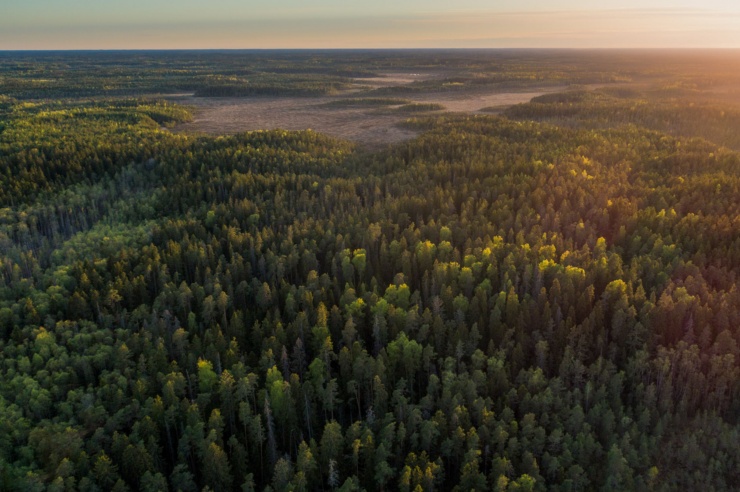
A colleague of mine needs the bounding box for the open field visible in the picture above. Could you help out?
[172,94,420,146]
[171,72,574,146]
[7,49,740,146]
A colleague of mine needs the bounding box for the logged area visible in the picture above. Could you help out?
[0,50,739,492]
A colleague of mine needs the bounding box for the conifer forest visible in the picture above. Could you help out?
[0,50,738,491]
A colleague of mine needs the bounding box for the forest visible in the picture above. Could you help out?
[0,51,739,491]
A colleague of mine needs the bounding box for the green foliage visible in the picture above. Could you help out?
[193,73,349,97]
[0,52,739,492]
[395,102,446,113]
[504,88,740,150]
[0,52,362,99]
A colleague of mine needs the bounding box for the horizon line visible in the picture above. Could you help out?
[4,47,740,52]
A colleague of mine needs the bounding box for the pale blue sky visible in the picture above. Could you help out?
[2,0,740,49]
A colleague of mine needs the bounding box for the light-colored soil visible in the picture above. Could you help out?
[168,73,573,147]
[174,96,420,147]
[352,72,436,88]
[418,91,563,113]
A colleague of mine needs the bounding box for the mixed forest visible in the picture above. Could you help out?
[0,51,739,491]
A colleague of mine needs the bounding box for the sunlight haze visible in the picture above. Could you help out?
[2,0,740,49]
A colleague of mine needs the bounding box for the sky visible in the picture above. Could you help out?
[2,0,740,49]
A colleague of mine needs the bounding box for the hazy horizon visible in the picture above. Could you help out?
[3,1,740,50]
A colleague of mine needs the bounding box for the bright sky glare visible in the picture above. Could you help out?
[2,0,740,49]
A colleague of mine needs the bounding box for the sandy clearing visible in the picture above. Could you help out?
[169,74,578,147]
[172,95,420,147]
[352,72,439,88]
[418,90,566,113]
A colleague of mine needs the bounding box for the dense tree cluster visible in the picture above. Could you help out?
[0,99,191,206]
[0,87,738,492]
[193,74,349,97]
[503,89,740,150]
[7,50,740,101]
[394,103,446,114]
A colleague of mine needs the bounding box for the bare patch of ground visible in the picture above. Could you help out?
[172,96,420,147]
[168,73,581,147]
[351,72,438,89]
[420,91,565,113]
